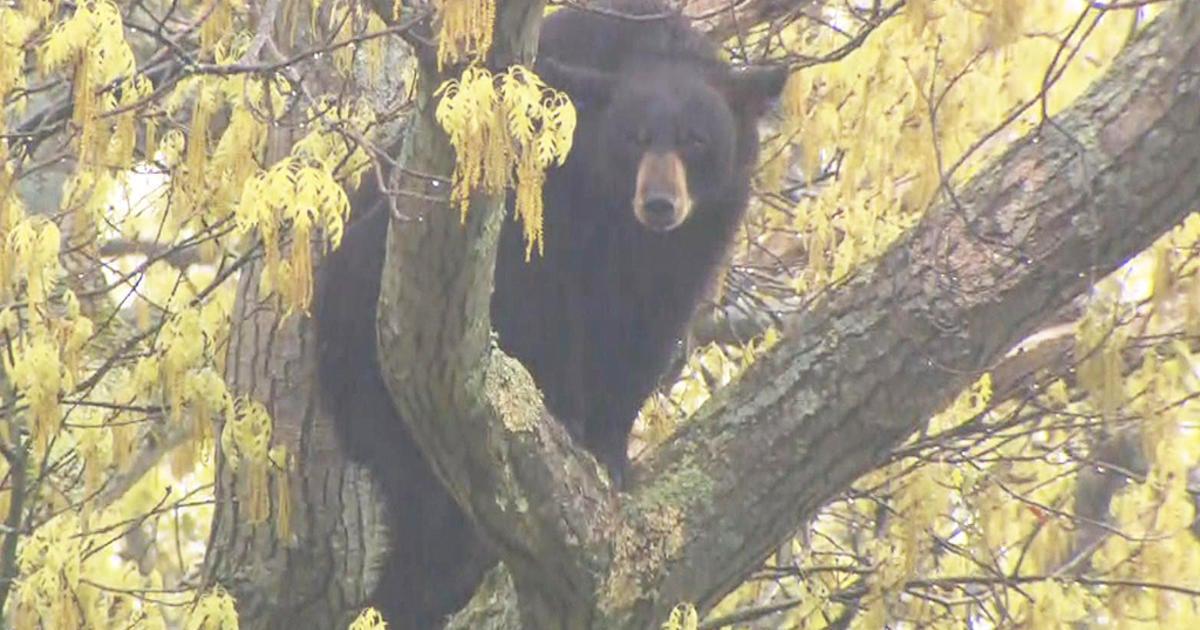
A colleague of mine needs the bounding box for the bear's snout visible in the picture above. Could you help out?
[642,196,677,225]
[633,151,692,232]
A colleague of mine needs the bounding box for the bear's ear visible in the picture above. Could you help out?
[724,65,789,118]
[537,58,616,106]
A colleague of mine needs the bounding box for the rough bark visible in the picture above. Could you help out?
[375,3,616,628]
[206,261,391,630]
[377,0,1200,627]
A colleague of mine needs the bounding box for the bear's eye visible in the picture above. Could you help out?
[683,132,708,152]
[632,127,651,147]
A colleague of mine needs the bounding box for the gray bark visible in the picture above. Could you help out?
[206,262,392,629]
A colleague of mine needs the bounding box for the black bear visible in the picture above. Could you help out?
[314,0,786,626]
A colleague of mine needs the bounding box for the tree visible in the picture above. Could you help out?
[1,0,1198,629]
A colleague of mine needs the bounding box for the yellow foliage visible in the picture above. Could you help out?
[5,327,62,457]
[776,0,1138,295]
[436,0,495,69]
[155,304,233,428]
[186,586,240,630]
[220,398,283,526]
[3,215,60,306]
[236,156,352,314]
[293,96,379,191]
[318,1,393,78]
[349,607,389,630]
[11,514,84,630]
[928,371,992,434]
[155,67,290,246]
[435,65,575,258]
[0,7,39,129]
[0,0,257,625]
[38,0,148,169]
[61,168,121,235]
[69,409,114,507]
[5,499,201,628]
[1026,581,1092,629]
[199,0,243,53]
[1075,284,1128,418]
[273,445,293,539]
[661,603,699,630]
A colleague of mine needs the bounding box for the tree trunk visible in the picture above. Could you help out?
[206,1,1200,628]
[205,261,390,630]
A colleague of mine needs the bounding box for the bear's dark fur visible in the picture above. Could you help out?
[314,0,785,626]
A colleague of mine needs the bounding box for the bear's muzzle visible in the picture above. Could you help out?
[633,150,693,232]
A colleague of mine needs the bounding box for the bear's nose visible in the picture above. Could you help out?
[643,197,676,223]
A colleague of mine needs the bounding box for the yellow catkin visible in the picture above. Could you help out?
[274,449,292,539]
[436,0,495,70]
[434,65,574,255]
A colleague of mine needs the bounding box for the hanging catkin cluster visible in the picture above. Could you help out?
[434,66,576,258]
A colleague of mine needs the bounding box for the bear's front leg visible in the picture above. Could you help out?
[582,405,638,490]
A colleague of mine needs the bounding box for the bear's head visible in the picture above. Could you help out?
[540,57,787,232]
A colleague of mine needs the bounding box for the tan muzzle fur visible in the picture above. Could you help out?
[633,151,693,231]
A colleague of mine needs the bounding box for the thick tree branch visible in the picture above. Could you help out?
[375,2,617,628]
